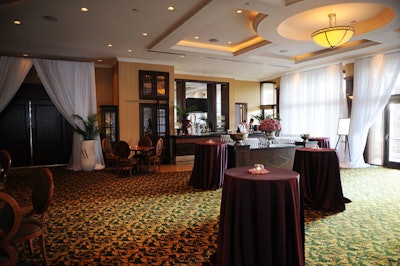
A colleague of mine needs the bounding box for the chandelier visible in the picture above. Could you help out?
[311,13,354,49]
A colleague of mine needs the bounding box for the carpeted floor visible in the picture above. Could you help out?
[4,166,400,265]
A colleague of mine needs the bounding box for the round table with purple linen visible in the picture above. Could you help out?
[189,141,228,190]
[217,166,304,266]
[293,147,346,211]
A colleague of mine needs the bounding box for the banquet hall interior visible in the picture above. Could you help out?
[0,0,399,265]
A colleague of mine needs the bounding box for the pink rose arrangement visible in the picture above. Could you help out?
[258,118,281,131]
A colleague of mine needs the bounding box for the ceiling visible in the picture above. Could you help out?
[1,0,399,81]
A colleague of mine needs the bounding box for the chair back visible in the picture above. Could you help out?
[114,141,131,159]
[155,138,164,157]
[102,138,113,154]
[138,136,153,147]
[0,192,21,265]
[0,192,21,242]
[31,168,54,216]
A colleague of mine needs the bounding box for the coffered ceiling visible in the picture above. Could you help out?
[0,0,399,81]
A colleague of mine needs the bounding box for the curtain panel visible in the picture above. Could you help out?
[347,51,400,168]
[0,56,104,170]
[280,64,348,160]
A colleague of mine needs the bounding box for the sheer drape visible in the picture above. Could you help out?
[280,64,347,155]
[33,59,104,170]
[0,56,104,171]
[0,56,33,113]
[346,52,400,168]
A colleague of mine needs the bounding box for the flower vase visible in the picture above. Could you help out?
[265,130,276,139]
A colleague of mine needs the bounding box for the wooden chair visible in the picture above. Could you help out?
[147,138,164,172]
[0,150,12,192]
[114,141,137,178]
[0,192,21,266]
[135,136,153,171]
[12,168,54,265]
[101,138,117,170]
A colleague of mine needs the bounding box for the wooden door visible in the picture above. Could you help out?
[0,84,72,167]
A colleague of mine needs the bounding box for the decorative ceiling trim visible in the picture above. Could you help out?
[352,6,395,35]
[147,0,213,50]
[293,39,380,63]
[176,36,270,56]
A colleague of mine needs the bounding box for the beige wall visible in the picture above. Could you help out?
[95,67,113,106]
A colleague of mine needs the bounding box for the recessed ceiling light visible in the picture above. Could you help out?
[142,32,148,37]
[98,59,103,62]
[235,9,243,14]
[128,49,133,52]
[228,41,232,44]
[107,44,112,47]
[194,36,199,39]
[80,7,89,12]
[22,53,28,57]
[180,55,185,58]
[167,6,175,11]
[13,19,21,25]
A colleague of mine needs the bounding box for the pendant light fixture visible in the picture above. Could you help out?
[311,13,354,49]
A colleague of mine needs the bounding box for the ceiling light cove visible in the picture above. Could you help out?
[273,3,394,42]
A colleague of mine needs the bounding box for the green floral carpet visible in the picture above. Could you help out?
[5,166,400,265]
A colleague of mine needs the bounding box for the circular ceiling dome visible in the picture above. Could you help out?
[276,3,395,41]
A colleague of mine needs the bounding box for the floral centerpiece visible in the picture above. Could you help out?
[258,117,281,138]
[258,117,281,131]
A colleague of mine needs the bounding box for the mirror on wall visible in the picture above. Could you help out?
[174,80,229,135]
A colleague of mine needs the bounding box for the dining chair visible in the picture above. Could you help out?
[147,138,164,172]
[12,168,54,265]
[135,136,153,171]
[114,141,138,178]
[0,150,12,192]
[0,192,22,266]
[101,138,117,170]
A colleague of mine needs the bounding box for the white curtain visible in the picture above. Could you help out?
[280,64,347,154]
[346,51,400,168]
[0,56,104,171]
[33,59,104,171]
[0,56,33,113]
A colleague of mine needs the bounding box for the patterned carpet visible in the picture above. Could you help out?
[4,166,400,265]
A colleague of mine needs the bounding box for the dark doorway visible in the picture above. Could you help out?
[139,103,170,163]
[0,84,72,167]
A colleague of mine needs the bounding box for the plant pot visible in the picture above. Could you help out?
[80,140,96,171]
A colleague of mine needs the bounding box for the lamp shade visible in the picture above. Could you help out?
[311,13,355,49]
[312,26,354,48]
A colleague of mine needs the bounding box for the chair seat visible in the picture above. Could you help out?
[13,219,42,240]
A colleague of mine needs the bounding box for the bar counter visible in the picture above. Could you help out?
[170,133,300,169]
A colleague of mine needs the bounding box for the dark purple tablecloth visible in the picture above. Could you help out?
[293,148,345,211]
[309,137,331,148]
[217,167,304,266]
[190,141,227,189]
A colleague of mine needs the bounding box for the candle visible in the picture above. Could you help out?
[254,164,264,173]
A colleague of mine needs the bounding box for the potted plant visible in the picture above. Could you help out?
[72,113,101,171]
[176,105,197,135]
